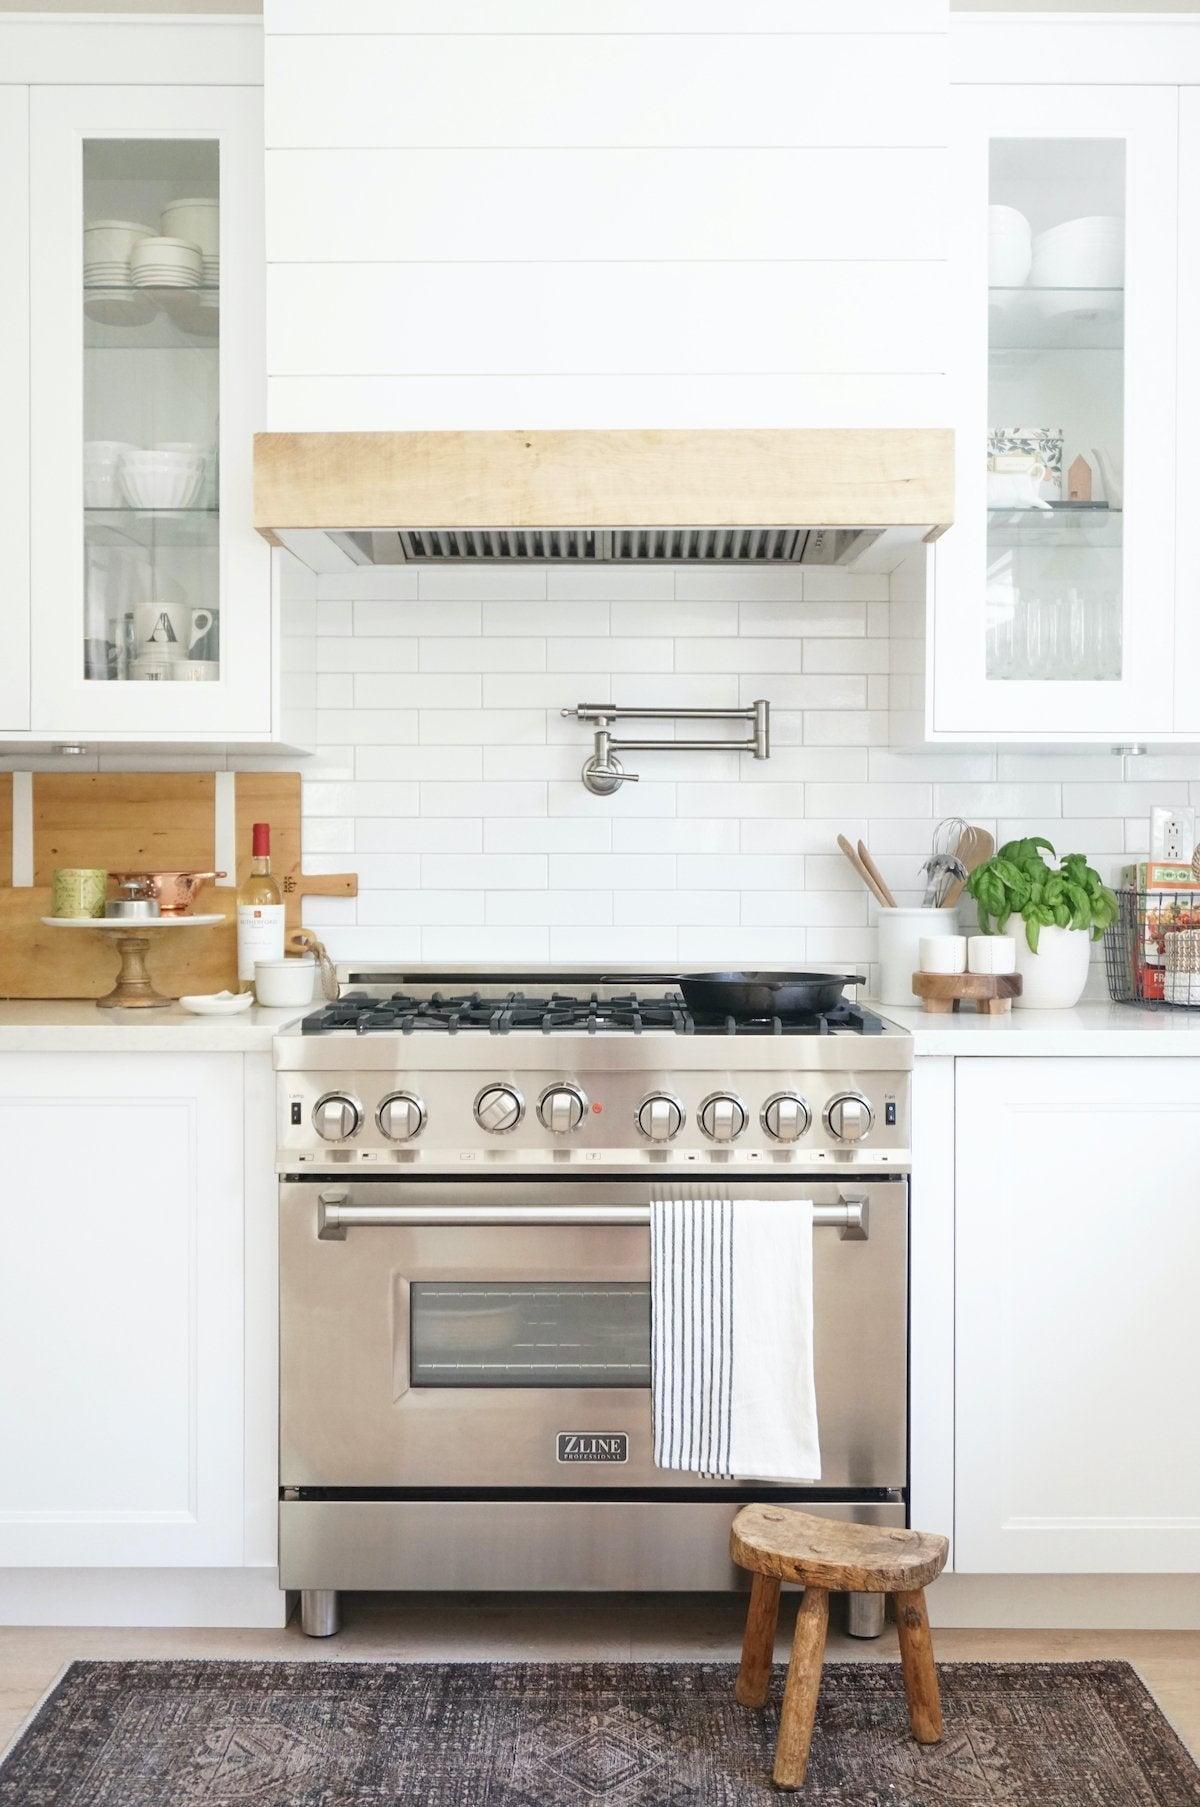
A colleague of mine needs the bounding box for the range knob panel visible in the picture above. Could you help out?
[825,1091,874,1143]
[698,1091,747,1142]
[538,1084,587,1134]
[636,1092,684,1143]
[474,1083,524,1134]
[377,1091,426,1142]
[313,1092,361,1141]
[761,1091,811,1143]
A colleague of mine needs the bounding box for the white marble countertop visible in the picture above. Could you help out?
[878,1000,1200,1056]
[0,999,305,1051]
[2,996,1198,1057]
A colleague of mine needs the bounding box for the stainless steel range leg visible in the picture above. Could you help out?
[846,1593,886,1639]
[300,1589,340,1638]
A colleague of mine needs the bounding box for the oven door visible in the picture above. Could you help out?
[279,1176,907,1493]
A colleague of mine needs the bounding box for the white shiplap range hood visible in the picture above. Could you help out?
[254,429,954,573]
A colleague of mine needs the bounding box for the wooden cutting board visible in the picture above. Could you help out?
[0,772,356,1000]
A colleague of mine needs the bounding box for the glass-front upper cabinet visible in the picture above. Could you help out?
[933,87,1178,740]
[28,88,270,738]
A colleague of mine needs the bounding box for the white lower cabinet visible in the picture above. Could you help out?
[0,1053,246,1566]
[954,1057,1200,1573]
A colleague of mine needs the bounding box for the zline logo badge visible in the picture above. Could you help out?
[556,1432,629,1464]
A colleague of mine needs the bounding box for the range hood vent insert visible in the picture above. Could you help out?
[334,525,880,567]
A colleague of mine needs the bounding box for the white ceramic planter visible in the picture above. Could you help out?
[1012,924,1092,1009]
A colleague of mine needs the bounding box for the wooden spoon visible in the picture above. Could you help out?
[837,834,890,908]
[857,839,898,909]
[940,825,995,908]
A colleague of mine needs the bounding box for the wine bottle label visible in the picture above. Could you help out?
[237,903,285,981]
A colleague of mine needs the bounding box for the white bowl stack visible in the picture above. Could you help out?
[988,205,1032,287]
[83,220,152,290]
[83,440,136,508]
[161,197,218,288]
[1030,214,1124,289]
[118,447,207,510]
[130,236,203,289]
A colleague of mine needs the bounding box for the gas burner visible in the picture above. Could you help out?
[301,988,887,1037]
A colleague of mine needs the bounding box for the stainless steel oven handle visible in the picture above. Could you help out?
[316,1193,869,1241]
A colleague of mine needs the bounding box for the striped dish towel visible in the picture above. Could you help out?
[650,1195,820,1482]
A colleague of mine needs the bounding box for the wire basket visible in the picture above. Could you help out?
[1104,887,1200,1009]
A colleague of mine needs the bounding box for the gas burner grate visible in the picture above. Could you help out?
[300,989,886,1037]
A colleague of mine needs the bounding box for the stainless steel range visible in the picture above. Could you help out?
[275,971,912,1638]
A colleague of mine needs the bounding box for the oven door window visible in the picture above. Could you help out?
[410,1282,650,1388]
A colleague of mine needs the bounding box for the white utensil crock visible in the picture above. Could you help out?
[876,907,956,1007]
[1012,925,1091,1008]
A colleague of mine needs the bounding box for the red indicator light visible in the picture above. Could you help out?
[591,1101,604,1113]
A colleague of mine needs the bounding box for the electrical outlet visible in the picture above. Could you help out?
[1150,805,1196,862]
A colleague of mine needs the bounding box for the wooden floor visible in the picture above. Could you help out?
[2,1593,1199,1765]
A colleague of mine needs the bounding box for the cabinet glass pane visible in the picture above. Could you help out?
[410,1282,651,1388]
[83,141,219,685]
[987,140,1124,682]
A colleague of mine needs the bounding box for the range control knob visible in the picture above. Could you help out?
[762,1092,811,1143]
[636,1092,684,1143]
[698,1091,748,1143]
[538,1084,587,1134]
[377,1091,426,1142]
[313,1092,361,1141]
[825,1091,874,1144]
[474,1084,524,1134]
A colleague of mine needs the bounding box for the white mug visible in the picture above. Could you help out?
[920,935,967,975]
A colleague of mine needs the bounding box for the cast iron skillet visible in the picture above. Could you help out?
[677,971,865,1019]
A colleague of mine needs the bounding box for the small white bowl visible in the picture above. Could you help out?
[130,236,202,287]
[179,989,254,1017]
[119,453,205,510]
[161,197,219,256]
[84,219,152,264]
[255,957,316,1007]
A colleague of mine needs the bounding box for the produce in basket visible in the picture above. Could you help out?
[966,838,1118,954]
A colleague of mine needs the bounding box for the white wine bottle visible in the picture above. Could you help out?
[237,821,284,992]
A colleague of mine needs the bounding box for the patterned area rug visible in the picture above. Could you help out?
[2,1659,1198,1805]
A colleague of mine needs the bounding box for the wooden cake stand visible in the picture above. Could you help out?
[41,915,225,1009]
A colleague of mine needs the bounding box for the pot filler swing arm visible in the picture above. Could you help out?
[562,700,770,796]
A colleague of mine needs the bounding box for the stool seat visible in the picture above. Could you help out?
[730,1505,949,1791]
[731,1503,948,1594]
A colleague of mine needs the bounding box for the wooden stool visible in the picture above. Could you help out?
[730,1505,949,1791]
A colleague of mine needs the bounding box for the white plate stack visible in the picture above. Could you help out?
[83,219,152,290]
[161,197,218,290]
[131,236,203,289]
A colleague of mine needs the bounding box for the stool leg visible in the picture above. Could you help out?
[892,1587,942,1744]
[736,1572,781,1708]
[773,1584,828,1791]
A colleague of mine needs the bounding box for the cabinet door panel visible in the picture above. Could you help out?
[1174,90,1200,734]
[28,85,270,738]
[0,88,30,732]
[934,86,1177,740]
[955,1058,1200,1573]
[0,1053,244,1566]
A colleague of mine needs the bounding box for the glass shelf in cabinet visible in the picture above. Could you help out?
[988,285,1123,352]
[986,506,1123,550]
[84,507,218,549]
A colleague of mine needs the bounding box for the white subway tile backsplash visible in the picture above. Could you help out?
[613,598,737,637]
[547,637,674,673]
[357,673,477,708]
[486,818,612,852]
[356,745,482,780]
[286,562,1173,966]
[420,781,546,816]
[739,599,866,639]
[421,637,545,671]
[423,854,548,888]
[354,821,482,855]
[356,598,481,636]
